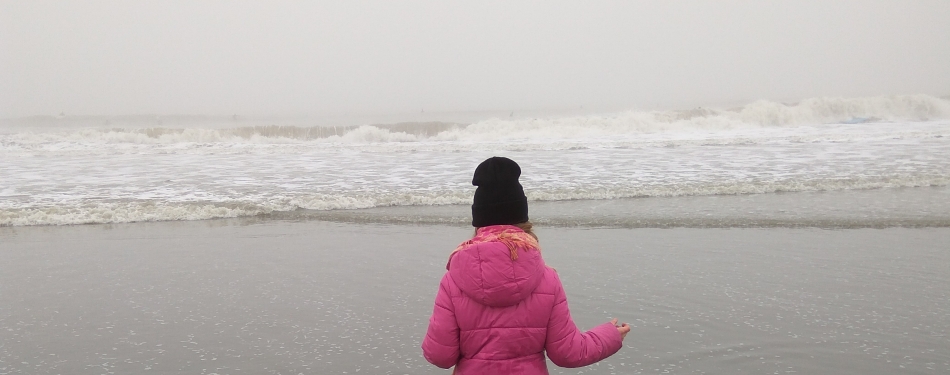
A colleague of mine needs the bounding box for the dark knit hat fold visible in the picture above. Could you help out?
[471,157,529,227]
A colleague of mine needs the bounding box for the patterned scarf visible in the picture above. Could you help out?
[451,225,540,264]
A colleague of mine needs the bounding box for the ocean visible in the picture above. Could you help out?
[2,94,949,227]
[2,95,950,374]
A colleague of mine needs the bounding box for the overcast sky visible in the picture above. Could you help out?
[1,0,948,117]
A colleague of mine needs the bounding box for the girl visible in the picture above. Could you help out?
[422,157,630,374]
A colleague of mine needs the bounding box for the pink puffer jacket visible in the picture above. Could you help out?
[422,225,622,374]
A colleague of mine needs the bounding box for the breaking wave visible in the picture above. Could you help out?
[4,94,949,227]
[3,94,948,147]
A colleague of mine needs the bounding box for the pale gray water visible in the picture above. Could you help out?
[1,219,948,374]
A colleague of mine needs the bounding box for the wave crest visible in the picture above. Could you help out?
[2,95,947,147]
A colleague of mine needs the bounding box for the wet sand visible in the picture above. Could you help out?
[1,220,948,374]
[271,186,950,228]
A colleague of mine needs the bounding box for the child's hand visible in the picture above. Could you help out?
[610,318,631,340]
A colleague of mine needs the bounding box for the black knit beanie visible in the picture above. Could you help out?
[471,157,529,227]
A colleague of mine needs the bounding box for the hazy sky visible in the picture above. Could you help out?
[2,0,948,117]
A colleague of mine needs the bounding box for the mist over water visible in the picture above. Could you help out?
[4,94,948,141]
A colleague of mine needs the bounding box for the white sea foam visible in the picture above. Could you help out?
[2,174,947,226]
[2,95,949,226]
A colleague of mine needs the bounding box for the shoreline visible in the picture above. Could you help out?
[5,185,948,229]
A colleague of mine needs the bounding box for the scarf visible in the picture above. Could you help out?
[450,225,539,267]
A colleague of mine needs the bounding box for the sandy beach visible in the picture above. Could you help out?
[2,215,948,374]
[5,2,950,374]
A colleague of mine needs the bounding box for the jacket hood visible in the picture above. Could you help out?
[446,229,545,308]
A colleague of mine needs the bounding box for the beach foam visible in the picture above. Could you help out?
[3,95,949,226]
[2,175,947,226]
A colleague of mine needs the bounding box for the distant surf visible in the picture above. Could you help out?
[3,94,947,145]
